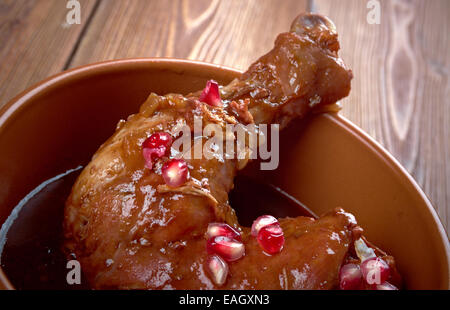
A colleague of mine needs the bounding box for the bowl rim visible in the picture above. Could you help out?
[0,57,448,290]
[0,58,238,133]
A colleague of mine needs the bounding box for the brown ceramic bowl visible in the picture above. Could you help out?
[0,59,448,290]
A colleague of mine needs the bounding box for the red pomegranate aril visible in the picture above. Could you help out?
[206,236,245,262]
[251,215,278,237]
[199,80,222,107]
[205,255,229,286]
[162,159,189,187]
[143,132,172,150]
[360,257,390,286]
[206,223,242,241]
[375,282,398,290]
[257,223,285,255]
[142,132,173,169]
[339,263,363,290]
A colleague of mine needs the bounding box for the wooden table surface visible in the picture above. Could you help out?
[0,0,449,235]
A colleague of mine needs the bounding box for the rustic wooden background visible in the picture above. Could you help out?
[0,0,449,234]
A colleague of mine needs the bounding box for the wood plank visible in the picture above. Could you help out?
[312,0,450,232]
[68,0,308,70]
[0,0,98,106]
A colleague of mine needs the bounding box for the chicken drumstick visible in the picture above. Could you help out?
[64,13,398,289]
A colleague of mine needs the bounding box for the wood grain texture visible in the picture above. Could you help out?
[0,0,97,106]
[68,0,308,70]
[312,0,450,233]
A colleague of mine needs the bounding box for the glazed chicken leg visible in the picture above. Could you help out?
[64,14,398,289]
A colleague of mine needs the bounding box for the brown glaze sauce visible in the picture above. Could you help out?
[0,169,313,290]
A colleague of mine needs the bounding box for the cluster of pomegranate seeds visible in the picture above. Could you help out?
[251,215,285,255]
[142,132,190,187]
[206,222,242,241]
[339,239,397,290]
[204,223,244,286]
[144,81,223,185]
[161,159,189,187]
[339,263,363,290]
[142,132,172,169]
[199,80,222,107]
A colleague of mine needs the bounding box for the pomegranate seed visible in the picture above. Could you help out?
[199,80,222,107]
[339,263,363,290]
[375,282,398,290]
[206,236,245,262]
[206,223,242,241]
[142,132,172,169]
[360,257,390,286]
[251,215,278,237]
[143,132,172,149]
[257,223,285,255]
[205,255,229,286]
[161,159,189,187]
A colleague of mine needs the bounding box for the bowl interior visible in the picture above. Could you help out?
[0,59,448,289]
